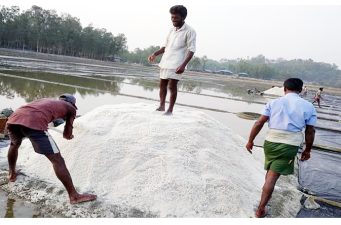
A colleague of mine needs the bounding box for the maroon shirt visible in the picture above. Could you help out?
[7,98,76,138]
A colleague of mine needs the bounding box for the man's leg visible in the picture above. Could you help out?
[256,170,281,217]
[7,126,23,182]
[156,79,169,111]
[7,142,21,182]
[165,79,179,115]
[45,153,97,204]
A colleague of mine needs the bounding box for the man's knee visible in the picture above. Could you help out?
[265,170,280,185]
[160,79,168,88]
[168,83,178,92]
[10,141,22,149]
[160,84,168,91]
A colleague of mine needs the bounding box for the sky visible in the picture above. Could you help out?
[1,0,341,68]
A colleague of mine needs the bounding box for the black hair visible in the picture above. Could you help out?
[170,5,187,19]
[283,78,303,92]
[319,87,324,91]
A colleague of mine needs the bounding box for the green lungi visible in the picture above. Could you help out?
[263,140,300,175]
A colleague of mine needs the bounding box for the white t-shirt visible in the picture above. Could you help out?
[159,23,196,69]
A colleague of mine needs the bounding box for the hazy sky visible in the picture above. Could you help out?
[2,0,341,67]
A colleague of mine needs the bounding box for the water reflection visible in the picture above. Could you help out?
[0,69,272,104]
[0,70,206,101]
[5,198,15,218]
[0,70,124,102]
[0,189,38,218]
[127,76,204,93]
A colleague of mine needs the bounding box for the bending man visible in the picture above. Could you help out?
[6,94,97,204]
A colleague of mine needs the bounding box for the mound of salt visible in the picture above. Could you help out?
[2,103,299,217]
[263,87,285,97]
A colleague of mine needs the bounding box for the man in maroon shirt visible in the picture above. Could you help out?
[6,94,97,204]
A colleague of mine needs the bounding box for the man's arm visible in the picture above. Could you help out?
[301,125,315,161]
[246,115,269,154]
[175,51,195,74]
[63,112,75,140]
[148,47,165,63]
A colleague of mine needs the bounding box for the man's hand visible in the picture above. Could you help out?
[300,149,311,161]
[246,141,254,154]
[148,54,156,63]
[246,115,268,155]
[175,64,186,74]
[303,125,314,161]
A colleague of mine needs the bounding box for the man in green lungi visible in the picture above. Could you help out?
[246,78,317,217]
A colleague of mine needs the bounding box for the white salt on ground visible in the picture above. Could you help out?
[0,103,301,217]
[263,87,285,97]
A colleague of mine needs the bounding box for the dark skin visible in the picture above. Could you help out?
[148,13,194,115]
[45,153,97,204]
[312,88,323,108]
[245,89,315,217]
[8,145,96,204]
[8,102,97,204]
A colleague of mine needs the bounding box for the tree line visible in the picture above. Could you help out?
[187,54,341,87]
[124,47,341,87]
[1,5,341,87]
[0,5,127,59]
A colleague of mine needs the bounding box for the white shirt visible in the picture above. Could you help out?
[159,23,196,69]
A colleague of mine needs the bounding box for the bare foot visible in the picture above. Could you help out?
[156,106,165,111]
[255,208,267,218]
[8,170,18,182]
[70,193,97,204]
[7,169,25,182]
[163,111,173,116]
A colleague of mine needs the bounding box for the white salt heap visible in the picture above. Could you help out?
[0,103,301,217]
[263,86,285,97]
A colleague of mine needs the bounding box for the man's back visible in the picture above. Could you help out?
[263,93,317,132]
[8,98,76,131]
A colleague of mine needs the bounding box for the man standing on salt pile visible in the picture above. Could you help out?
[148,5,196,115]
[6,94,97,204]
[246,78,316,217]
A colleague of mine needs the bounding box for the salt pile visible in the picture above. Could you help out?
[0,103,301,217]
[263,86,285,97]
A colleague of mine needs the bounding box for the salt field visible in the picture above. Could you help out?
[1,50,341,217]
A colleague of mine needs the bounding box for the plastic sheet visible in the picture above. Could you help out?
[314,129,341,150]
[298,150,341,201]
[297,196,341,218]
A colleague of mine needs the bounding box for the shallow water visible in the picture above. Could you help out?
[0,189,38,218]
